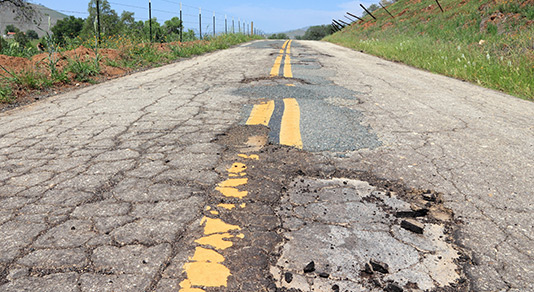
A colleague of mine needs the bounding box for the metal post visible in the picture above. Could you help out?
[179,2,183,42]
[149,0,152,42]
[435,0,444,12]
[238,19,240,33]
[96,0,101,43]
[232,18,235,33]
[251,22,253,35]
[380,3,395,19]
[360,4,377,20]
[243,22,245,34]
[213,12,215,36]
[225,15,227,34]
[199,8,202,40]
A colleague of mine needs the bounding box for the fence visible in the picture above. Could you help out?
[1,0,259,41]
[331,0,444,31]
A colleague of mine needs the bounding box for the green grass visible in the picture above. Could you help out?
[1,33,260,104]
[0,83,14,103]
[325,0,534,100]
[66,57,101,82]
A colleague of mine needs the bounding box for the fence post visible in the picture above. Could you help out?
[96,0,101,43]
[149,0,152,42]
[380,3,395,19]
[232,18,235,33]
[213,12,216,36]
[199,7,202,40]
[179,2,183,42]
[225,15,227,34]
[251,22,254,35]
[435,0,444,12]
[360,4,377,20]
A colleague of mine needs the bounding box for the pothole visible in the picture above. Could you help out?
[271,177,469,292]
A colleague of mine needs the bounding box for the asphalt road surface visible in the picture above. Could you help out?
[0,40,532,292]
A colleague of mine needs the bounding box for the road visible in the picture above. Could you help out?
[0,39,532,292]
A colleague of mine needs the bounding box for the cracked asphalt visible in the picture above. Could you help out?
[0,40,532,291]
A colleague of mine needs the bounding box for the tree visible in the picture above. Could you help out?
[268,33,289,39]
[302,25,333,40]
[52,16,84,44]
[26,29,38,40]
[82,0,120,37]
[164,17,182,35]
[14,31,30,47]
[120,11,136,31]
[5,24,19,34]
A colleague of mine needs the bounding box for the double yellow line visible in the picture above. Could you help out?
[270,40,293,78]
[246,99,302,149]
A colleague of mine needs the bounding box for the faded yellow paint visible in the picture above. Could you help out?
[283,55,293,78]
[195,233,235,250]
[282,39,289,49]
[215,186,248,198]
[280,98,303,149]
[286,84,295,87]
[190,247,225,263]
[183,262,231,287]
[246,100,275,126]
[210,210,219,215]
[240,203,246,208]
[218,178,248,187]
[238,154,259,160]
[205,206,211,211]
[228,162,247,173]
[286,40,292,54]
[179,279,205,292]
[270,54,283,77]
[279,49,284,54]
[217,203,236,210]
[201,217,241,235]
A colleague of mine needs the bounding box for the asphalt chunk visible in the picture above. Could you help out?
[284,272,293,283]
[369,260,389,274]
[303,261,315,273]
[400,219,424,234]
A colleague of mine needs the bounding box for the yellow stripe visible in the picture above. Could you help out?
[280,98,303,149]
[282,40,289,49]
[246,100,275,126]
[286,40,292,55]
[270,55,283,77]
[283,55,293,78]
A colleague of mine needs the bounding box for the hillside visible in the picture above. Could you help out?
[0,3,67,38]
[325,0,534,100]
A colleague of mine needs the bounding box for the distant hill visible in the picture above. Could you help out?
[274,26,309,39]
[0,3,68,38]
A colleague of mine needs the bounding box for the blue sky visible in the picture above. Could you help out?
[29,0,376,33]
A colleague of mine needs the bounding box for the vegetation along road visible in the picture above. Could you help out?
[0,39,533,292]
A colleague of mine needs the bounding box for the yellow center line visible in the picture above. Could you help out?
[246,100,275,126]
[283,55,293,78]
[280,98,303,149]
[286,40,292,55]
[270,54,283,77]
[282,39,289,49]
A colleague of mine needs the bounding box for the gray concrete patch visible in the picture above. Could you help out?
[272,177,464,291]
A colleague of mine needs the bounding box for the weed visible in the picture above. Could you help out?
[67,57,100,82]
[0,84,14,103]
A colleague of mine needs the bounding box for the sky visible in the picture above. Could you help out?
[29,0,376,33]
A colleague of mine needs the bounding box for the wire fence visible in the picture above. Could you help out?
[1,1,260,39]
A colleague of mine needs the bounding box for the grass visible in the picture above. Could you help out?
[324,0,534,100]
[0,33,261,104]
[67,57,101,82]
